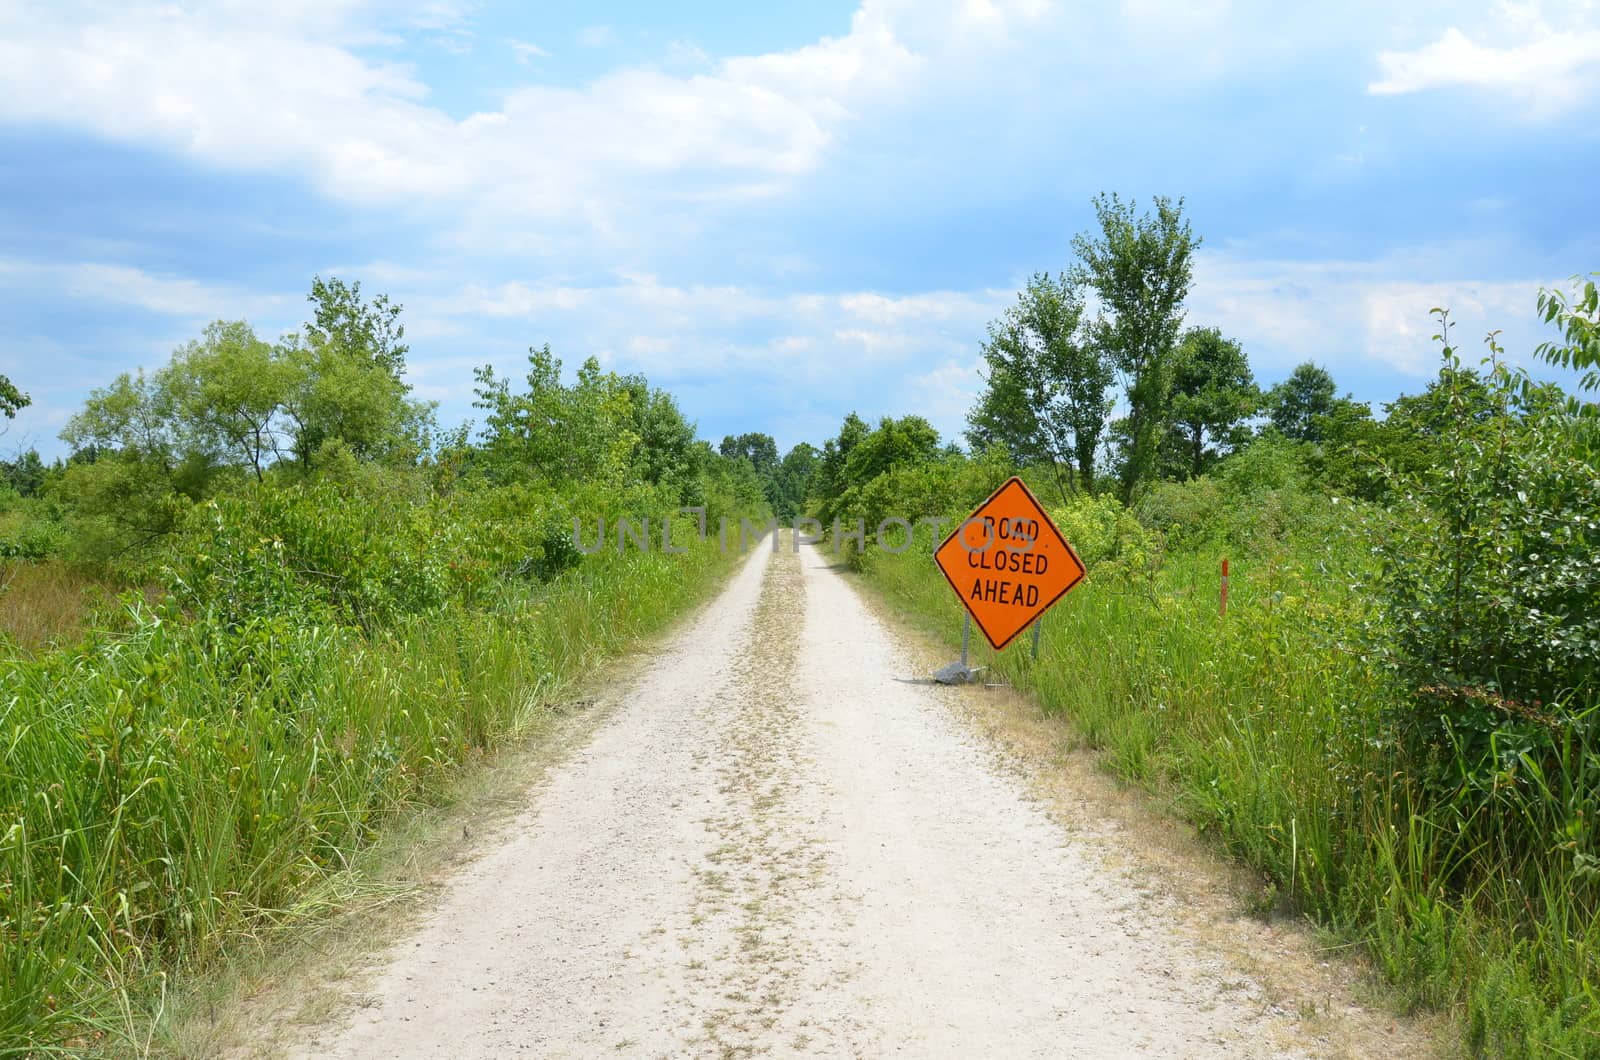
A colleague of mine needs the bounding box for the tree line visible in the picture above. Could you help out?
[0,278,770,576]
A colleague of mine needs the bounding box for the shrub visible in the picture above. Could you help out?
[166,482,450,630]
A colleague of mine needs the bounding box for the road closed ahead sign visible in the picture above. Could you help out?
[933,476,1087,650]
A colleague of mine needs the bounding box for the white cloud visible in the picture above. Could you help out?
[1190,252,1551,377]
[0,258,293,322]
[507,38,548,64]
[404,275,1008,440]
[0,0,931,249]
[1370,12,1600,116]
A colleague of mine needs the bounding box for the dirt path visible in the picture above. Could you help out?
[289,540,1420,1058]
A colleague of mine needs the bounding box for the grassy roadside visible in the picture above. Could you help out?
[0,526,745,1055]
[848,513,1595,1058]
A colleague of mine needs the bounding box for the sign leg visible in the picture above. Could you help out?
[960,612,971,670]
[1031,615,1042,660]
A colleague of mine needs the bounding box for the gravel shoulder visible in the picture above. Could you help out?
[279,538,1438,1058]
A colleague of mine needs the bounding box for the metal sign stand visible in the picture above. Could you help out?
[933,613,983,684]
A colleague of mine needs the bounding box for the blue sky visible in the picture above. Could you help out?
[2,0,1597,459]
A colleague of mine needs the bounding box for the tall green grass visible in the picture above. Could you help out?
[859,512,1600,1058]
[0,535,735,1053]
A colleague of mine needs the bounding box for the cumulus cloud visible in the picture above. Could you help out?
[1370,5,1600,116]
[400,275,1009,441]
[0,0,925,224]
[1190,252,1551,378]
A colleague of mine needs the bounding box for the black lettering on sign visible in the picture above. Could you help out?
[967,578,1043,607]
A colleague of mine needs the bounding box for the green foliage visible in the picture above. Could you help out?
[55,279,436,561]
[0,449,46,497]
[767,443,817,523]
[0,522,737,1052]
[304,275,409,379]
[1163,326,1258,479]
[842,415,939,487]
[166,483,454,631]
[968,271,1111,491]
[1072,193,1199,502]
[0,512,67,560]
[1135,435,1343,552]
[472,346,638,488]
[54,451,200,570]
[286,275,425,469]
[810,412,869,521]
[167,320,296,480]
[719,432,778,473]
[1535,273,1600,397]
[1375,320,1600,783]
[1042,488,1157,576]
[965,358,1048,466]
[1266,362,1337,442]
[0,374,28,420]
[621,376,699,492]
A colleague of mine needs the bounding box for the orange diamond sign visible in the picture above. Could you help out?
[934,476,1087,650]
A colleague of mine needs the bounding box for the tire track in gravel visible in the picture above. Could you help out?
[677,541,861,1056]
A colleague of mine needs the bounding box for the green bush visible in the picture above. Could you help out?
[1375,344,1600,778]
[166,482,452,630]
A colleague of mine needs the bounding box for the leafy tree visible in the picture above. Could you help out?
[285,277,429,469]
[0,374,29,421]
[1,449,45,497]
[1367,365,1497,484]
[965,361,1047,466]
[1266,362,1337,442]
[1164,327,1258,479]
[719,433,779,476]
[969,271,1111,494]
[304,275,409,379]
[1072,193,1198,502]
[811,412,870,518]
[166,321,295,481]
[472,346,638,488]
[842,416,940,488]
[61,369,177,465]
[620,375,698,493]
[768,443,817,522]
[1301,396,1382,498]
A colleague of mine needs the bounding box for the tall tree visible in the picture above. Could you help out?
[166,321,295,481]
[1165,327,1258,479]
[304,276,409,379]
[969,271,1111,494]
[719,433,779,476]
[286,277,428,468]
[473,346,637,487]
[842,416,940,488]
[965,361,1046,465]
[620,374,697,492]
[1267,362,1338,442]
[766,443,818,522]
[811,412,870,517]
[1,449,45,497]
[1072,193,1198,502]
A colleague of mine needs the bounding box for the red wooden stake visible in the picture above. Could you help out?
[1220,557,1230,617]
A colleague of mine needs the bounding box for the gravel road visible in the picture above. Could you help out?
[292,540,1398,1058]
